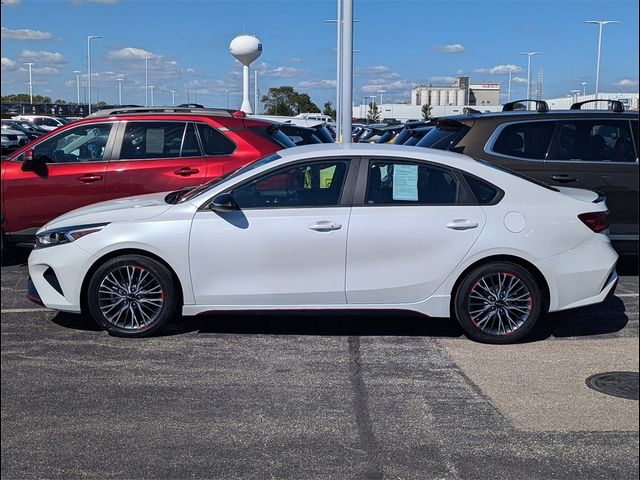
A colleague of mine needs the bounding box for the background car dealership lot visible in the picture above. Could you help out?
[2,249,638,480]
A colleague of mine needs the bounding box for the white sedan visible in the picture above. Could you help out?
[27,144,618,343]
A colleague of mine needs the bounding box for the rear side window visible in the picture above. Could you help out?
[366,160,459,205]
[491,121,555,159]
[550,119,636,162]
[120,122,186,159]
[463,174,502,205]
[196,123,235,155]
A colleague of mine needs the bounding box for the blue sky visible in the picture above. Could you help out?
[1,0,638,108]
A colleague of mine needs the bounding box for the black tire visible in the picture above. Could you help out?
[454,261,542,344]
[86,255,179,337]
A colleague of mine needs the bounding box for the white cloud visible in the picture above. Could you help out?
[287,57,303,63]
[263,66,302,78]
[362,80,418,94]
[107,47,155,61]
[512,77,528,84]
[32,66,60,76]
[1,57,18,71]
[434,44,465,53]
[18,50,66,64]
[614,78,639,88]
[428,76,456,84]
[355,65,391,76]
[297,80,337,89]
[1,27,53,40]
[475,64,523,75]
[2,0,21,5]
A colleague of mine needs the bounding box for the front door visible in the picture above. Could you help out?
[189,158,354,306]
[346,159,486,304]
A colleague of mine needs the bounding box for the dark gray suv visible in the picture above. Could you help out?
[416,99,639,255]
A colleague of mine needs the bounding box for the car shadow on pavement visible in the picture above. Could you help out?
[526,296,630,342]
[1,246,31,266]
[166,310,466,338]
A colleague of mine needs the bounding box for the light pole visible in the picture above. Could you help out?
[581,81,588,96]
[378,89,386,107]
[254,71,258,113]
[144,56,151,107]
[74,70,81,105]
[507,65,514,102]
[585,20,620,99]
[25,62,34,103]
[325,0,343,141]
[171,89,176,106]
[571,89,581,103]
[116,77,123,105]
[149,85,155,106]
[518,51,541,108]
[225,89,229,109]
[87,35,101,114]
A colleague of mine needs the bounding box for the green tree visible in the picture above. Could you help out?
[1,93,51,103]
[367,102,380,123]
[261,86,320,116]
[322,101,336,119]
[421,103,432,120]
[96,101,108,109]
[54,99,68,105]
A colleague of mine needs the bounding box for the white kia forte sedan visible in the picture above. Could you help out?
[27,144,618,343]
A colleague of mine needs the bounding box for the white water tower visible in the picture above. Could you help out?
[230,34,262,113]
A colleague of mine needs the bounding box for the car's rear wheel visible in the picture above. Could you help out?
[454,262,542,344]
[86,255,178,337]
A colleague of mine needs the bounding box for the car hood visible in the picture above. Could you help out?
[41,192,173,232]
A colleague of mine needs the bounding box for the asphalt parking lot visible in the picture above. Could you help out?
[1,248,638,480]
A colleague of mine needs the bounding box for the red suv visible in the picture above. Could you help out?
[1,106,295,254]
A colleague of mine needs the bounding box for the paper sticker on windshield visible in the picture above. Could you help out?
[392,164,419,201]
[146,128,165,154]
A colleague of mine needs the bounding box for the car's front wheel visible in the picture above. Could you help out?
[86,255,179,337]
[454,262,542,344]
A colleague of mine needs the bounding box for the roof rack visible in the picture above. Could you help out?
[87,106,238,118]
[570,99,625,112]
[502,99,549,113]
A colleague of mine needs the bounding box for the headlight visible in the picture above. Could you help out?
[35,223,109,249]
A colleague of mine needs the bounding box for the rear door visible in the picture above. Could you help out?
[104,121,208,200]
[346,158,486,304]
[2,122,115,233]
[544,118,639,240]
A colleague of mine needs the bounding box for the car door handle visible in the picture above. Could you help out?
[308,221,342,232]
[446,219,479,230]
[174,167,200,176]
[77,174,103,183]
[550,174,578,183]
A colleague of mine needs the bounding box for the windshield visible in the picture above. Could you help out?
[172,152,283,204]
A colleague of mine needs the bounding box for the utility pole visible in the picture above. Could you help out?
[585,20,620,99]
[341,0,353,144]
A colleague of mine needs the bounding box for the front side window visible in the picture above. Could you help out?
[120,122,186,160]
[32,123,113,163]
[232,160,349,209]
[365,160,459,205]
[551,119,636,162]
[491,121,555,160]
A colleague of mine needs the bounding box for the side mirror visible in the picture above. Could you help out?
[21,149,42,170]
[209,193,238,212]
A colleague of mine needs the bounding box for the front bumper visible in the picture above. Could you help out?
[26,277,44,306]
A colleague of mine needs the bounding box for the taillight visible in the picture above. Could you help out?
[578,211,609,233]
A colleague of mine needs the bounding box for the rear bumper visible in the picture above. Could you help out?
[537,234,619,312]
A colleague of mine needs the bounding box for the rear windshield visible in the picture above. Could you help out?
[248,125,296,148]
[415,123,469,149]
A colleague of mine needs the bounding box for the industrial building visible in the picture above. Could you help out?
[410,77,501,107]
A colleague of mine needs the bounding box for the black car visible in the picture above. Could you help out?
[416,99,639,254]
